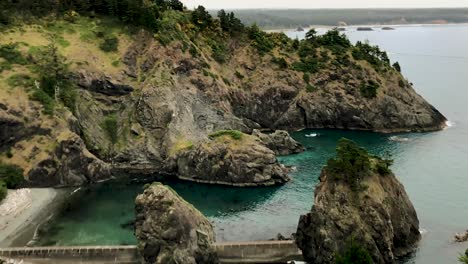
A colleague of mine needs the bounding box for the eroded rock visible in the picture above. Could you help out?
[252,129,304,156]
[135,183,218,264]
[175,133,290,186]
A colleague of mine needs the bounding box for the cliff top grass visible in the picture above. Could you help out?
[209,130,244,141]
[325,138,393,191]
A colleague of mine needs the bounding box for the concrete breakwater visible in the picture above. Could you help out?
[0,241,303,264]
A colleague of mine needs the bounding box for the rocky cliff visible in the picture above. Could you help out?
[296,139,421,264]
[135,183,218,264]
[0,7,446,187]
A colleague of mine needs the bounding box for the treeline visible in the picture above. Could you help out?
[0,0,184,28]
[223,8,468,28]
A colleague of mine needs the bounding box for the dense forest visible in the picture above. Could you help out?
[217,8,468,29]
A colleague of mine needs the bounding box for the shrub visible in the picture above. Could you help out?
[272,57,288,69]
[99,36,119,52]
[459,249,468,264]
[209,130,243,141]
[31,89,54,115]
[0,43,28,65]
[0,163,24,189]
[306,84,316,93]
[234,71,244,79]
[360,80,379,99]
[102,115,118,145]
[7,74,33,88]
[303,73,310,84]
[6,148,13,158]
[398,79,406,88]
[335,239,372,264]
[393,62,401,72]
[326,138,393,191]
[352,41,390,71]
[211,43,228,63]
[248,25,275,54]
[0,181,7,202]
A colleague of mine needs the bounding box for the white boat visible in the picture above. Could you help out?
[305,133,319,138]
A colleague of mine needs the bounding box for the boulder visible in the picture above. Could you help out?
[135,183,218,264]
[455,230,468,243]
[175,132,290,186]
[296,139,420,264]
[252,129,304,156]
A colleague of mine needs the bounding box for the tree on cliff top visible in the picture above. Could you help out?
[325,138,393,190]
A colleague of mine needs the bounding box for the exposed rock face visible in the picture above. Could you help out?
[135,183,218,264]
[174,134,290,186]
[28,133,111,187]
[252,129,305,156]
[296,147,420,263]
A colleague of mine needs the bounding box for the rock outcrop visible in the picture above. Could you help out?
[455,230,468,243]
[174,132,290,186]
[252,129,305,156]
[296,139,421,264]
[27,133,111,187]
[135,183,218,264]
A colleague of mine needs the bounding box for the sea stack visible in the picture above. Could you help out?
[296,138,421,264]
[135,183,218,264]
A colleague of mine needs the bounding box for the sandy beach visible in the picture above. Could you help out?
[0,188,64,247]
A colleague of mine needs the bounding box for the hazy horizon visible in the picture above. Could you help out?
[182,0,468,9]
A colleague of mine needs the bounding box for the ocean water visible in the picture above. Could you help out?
[36,24,468,263]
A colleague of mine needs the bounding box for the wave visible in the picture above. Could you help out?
[389,136,409,142]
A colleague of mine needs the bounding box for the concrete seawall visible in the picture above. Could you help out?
[0,241,302,263]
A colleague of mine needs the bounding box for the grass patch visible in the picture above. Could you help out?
[209,130,244,141]
[7,74,33,88]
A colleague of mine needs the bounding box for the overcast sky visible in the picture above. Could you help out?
[181,0,468,9]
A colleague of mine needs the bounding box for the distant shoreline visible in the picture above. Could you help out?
[266,22,468,32]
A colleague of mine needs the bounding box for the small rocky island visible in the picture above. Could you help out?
[135,183,218,264]
[296,138,421,263]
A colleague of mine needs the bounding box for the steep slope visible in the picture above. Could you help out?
[0,4,446,187]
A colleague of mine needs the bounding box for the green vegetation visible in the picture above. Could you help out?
[102,115,119,145]
[352,41,390,71]
[335,239,373,264]
[209,130,244,141]
[7,74,33,88]
[99,36,119,52]
[459,249,468,264]
[218,9,244,36]
[393,62,401,72]
[359,80,380,99]
[248,25,275,54]
[0,43,28,72]
[306,84,317,93]
[325,138,393,191]
[235,71,244,79]
[0,181,7,202]
[0,163,24,189]
[272,56,288,69]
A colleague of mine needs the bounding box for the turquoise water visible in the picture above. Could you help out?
[37,24,468,263]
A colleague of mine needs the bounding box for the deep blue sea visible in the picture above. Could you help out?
[38,24,468,263]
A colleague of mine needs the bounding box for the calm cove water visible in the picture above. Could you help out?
[37,24,468,263]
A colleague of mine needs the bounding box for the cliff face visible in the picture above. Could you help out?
[135,183,218,264]
[296,140,421,263]
[0,14,446,187]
